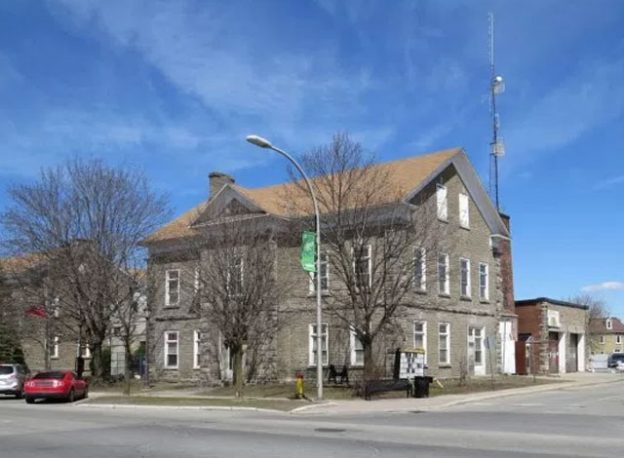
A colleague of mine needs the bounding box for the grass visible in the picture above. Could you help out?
[206,375,560,400]
[85,395,307,412]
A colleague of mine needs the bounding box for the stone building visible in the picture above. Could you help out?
[515,297,588,375]
[143,147,513,383]
[0,254,86,373]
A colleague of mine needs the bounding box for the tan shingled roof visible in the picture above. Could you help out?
[145,147,462,243]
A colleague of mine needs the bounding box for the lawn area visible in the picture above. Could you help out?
[85,395,307,412]
[203,375,560,400]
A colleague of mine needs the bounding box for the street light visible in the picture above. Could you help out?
[246,134,324,401]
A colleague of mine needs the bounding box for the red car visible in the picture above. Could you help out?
[23,370,88,403]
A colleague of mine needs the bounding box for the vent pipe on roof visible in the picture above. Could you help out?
[209,172,235,198]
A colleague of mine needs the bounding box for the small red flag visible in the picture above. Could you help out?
[25,306,47,318]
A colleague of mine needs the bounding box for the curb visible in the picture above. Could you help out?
[429,376,624,410]
[290,401,338,414]
[76,402,285,414]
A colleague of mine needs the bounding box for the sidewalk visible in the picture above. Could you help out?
[291,372,624,415]
[84,372,623,415]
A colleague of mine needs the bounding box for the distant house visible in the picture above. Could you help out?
[515,298,588,375]
[589,317,624,355]
[143,147,516,383]
[0,254,88,373]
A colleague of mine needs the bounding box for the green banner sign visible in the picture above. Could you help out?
[301,231,316,272]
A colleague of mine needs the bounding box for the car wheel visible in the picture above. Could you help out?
[25,396,34,404]
[67,389,75,403]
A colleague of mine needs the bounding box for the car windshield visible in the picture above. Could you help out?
[0,366,14,375]
[613,354,624,361]
[32,371,65,380]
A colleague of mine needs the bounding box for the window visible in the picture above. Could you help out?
[165,270,180,306]
[193,330,201,369]
[459,193,470,228]
[616,336,623,345]
[599,336,605,344]
[112,326,121,337]
[439,323,450,365]
[606,319,613,330]
[77,342,91,359]
[227,256,243,297]
[436,184,448,221]
[349,328,364,366]
[50,336,59,359]
[354,244,372,289]
[479,263,489,301]
[309,252,329,293]
[164,331,179,369]
[414,248,426,291]
[414,321,427,363]
[460,258,471,297]
[194,266,201,293]
[309,324,328,366]
[438,254,450,295]
[470,327,484,365]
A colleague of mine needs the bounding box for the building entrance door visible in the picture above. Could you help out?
[548,332,559,374]
[468,327,485,375]
[567,333,578,373]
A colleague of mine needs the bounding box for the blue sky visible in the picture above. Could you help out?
[1,0,623,314]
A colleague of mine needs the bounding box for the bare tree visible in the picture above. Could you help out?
[191,215,283,397]
[110,276,146,394]
[568,294,610,354]
[2,158,169,379]
[289,133,446,380]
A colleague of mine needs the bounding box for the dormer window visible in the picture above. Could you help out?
[606,319,613,330]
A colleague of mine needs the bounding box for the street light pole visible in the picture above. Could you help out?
[246,135,323,401]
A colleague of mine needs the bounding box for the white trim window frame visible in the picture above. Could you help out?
[438,253,450,295]
[599,335,605,344]
[616,335,623,345]
[606,319,613,330]
[413,320,427,363]
[50,336,59,359]
[436,184,448,221]
[349,328,364,367]
[194,266,201,293]
[439,323,451,365]
[309,252,329,294]
[479,263,489,301]
[226,255,244,297]
[309,323,328,367]
[78,342,91,359]
[164,331,179,369]
[459,192,470,229]
[193,330,201,369]
[353,244,372,290]
[165,269,180,307]
[460,258,471,298]
[414,247,426,292]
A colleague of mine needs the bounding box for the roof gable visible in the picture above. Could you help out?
[145,147,508,242]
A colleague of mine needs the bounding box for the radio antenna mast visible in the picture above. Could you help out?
[488,12,505,210]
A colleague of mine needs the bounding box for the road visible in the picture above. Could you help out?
[1,381,623,457]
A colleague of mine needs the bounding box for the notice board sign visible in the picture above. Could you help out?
[393,347,425,379]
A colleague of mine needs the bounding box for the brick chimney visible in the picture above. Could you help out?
[499,212,515,313]
[209,172,235,197]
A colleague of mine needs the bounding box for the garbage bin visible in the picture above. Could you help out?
[413,376,432,398]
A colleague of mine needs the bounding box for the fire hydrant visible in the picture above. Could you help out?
[295,372,305,399]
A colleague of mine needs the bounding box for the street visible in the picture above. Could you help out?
[1,381,623,458]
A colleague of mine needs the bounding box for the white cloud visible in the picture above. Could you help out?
[50,0,377,133]
[594,175,624,190]
[503,57,624,171]
[582,281,624,292]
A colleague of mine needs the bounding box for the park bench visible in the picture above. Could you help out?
[327,364,349,385]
